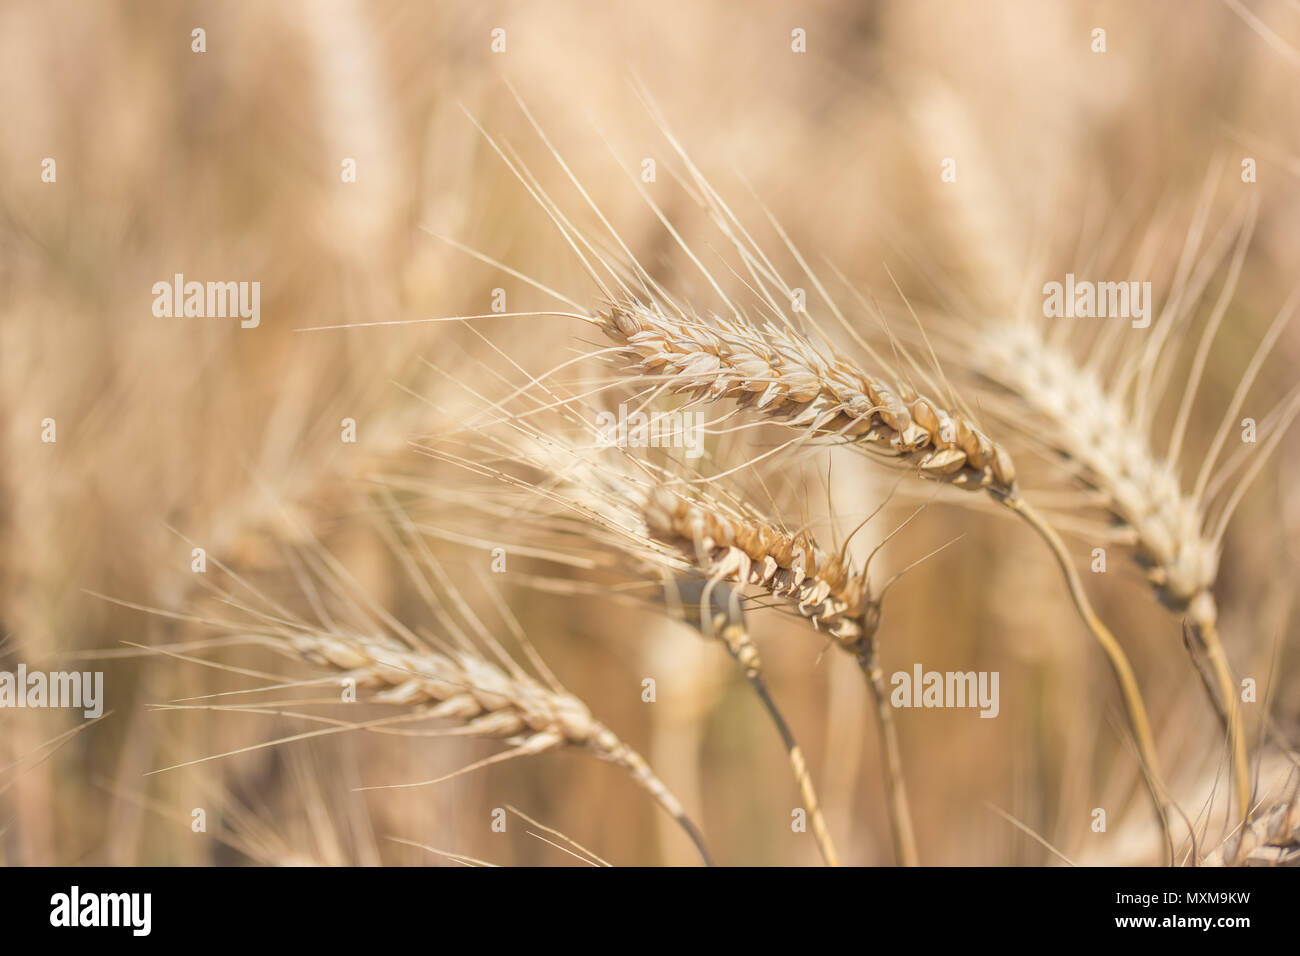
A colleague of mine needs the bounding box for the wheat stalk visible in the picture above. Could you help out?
[972,319,1265,837]
[853,632,919,868]
[712,617,841,865]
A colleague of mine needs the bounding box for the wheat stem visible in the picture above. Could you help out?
[1194,620,1252,847]
[1002,495,1174,862]
[591,731,714,865]
[973,321,1255,842]
[854,635,919,866]
[716,619,840,866]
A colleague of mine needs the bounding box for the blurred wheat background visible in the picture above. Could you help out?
[2,0,1299,866]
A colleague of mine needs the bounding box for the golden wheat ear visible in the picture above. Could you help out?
[100,499,713,866]
[954,191,1300,845]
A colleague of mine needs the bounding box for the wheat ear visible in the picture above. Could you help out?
[975,320,1261,835]
[562,449,916,865]
[132,498,714,866]
[281,629,711,862]
[599,299,1017,495]
[643,485,913,866]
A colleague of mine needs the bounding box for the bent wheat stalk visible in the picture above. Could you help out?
[972,318,1281,837]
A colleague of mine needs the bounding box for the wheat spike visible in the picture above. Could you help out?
[979,322,1220,628]
[641,485,875,651]
[973,318,1266,842]
[123,492,714,866]
[599,298,1017,497]
[282,629,709,861]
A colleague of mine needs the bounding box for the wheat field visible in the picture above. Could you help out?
[2,0,1299,868]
